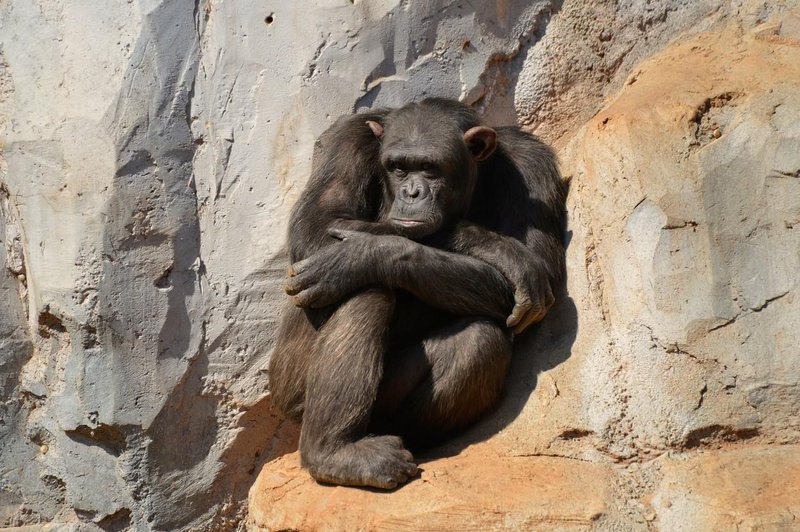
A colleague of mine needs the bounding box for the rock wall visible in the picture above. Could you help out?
[1,0,798,530]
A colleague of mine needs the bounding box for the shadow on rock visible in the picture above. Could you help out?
[419,226,578,461]
[420,289,578,462]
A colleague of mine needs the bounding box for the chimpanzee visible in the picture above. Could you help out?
[269,98,567,489]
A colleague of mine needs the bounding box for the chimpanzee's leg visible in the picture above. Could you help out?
[375,317,513,448]
[298,289,418,489]
[268,301,318,421]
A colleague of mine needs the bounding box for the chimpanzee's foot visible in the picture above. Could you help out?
[304,435,418,489]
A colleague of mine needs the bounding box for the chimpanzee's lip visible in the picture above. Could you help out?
[392,219,424,227]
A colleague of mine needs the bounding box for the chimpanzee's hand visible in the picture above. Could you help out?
[502,257,555,335]
[284,229,404,308]
[441,222,556,334]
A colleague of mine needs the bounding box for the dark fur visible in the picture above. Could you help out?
[270,98,567,489]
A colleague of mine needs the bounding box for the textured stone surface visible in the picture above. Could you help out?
[249,6,800,531]
[249,451,611,531]
[249,446,800,531]
[652,445,800,530]
[559,19,800,461]
[1,0,798,530]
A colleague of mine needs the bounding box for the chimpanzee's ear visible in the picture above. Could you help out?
[366,120,384,138]
[464,126,497,161]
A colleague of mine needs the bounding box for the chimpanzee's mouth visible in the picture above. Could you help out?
[392,219,424,227]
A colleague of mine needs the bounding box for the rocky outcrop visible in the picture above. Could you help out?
[559,18,800,459]
[1,0,798,530]
[249,450,612,530]
[249,446,800,530]
[248,8,800,531]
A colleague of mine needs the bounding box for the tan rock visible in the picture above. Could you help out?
[249,445,800,531]
[248,450,610,531]
[652,445,800,530]
[553,11,800,456]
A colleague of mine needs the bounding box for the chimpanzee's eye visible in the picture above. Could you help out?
[421,162,432,171]
[386,159,407,177]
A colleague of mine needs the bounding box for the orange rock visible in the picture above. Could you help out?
[247,449,610,531]
[652,445,800,530]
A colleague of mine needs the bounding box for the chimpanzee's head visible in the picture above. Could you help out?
[366,99,496,240]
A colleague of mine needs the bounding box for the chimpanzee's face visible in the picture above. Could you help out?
[380,127,474,240]
[366,102,497,240]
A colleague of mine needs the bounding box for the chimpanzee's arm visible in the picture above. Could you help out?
[329,217,560,334]
[429,222,556,334]
[285,230,514,323]
[469,128,567,282]
[459,128,568,332]
[379,236,515,321]
[287,111,388,262]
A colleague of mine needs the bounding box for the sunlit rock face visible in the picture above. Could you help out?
[1,1,797,529]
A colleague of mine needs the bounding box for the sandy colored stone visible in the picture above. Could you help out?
[652,445,800,530]
[546,11,800,459]
[248,450,610,531]
[249,445,800,531]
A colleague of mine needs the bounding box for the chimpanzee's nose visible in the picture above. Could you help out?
[401,182,423,202]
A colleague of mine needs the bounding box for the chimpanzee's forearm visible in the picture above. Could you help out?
[327,220,515,319]
[432,222,564,285]
[287,110,389,262]
[523,228,565,286]
[373,239,514,322]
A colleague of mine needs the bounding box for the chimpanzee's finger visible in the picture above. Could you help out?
[308,289,337,308]
[512,307,545,335]
[544,284,556,309]
[506,304,523,328]
[291,285,323,308]
[513,287,557,334]
[506,290,531,328]
[288,258,312,277]
[284,271,312,296]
